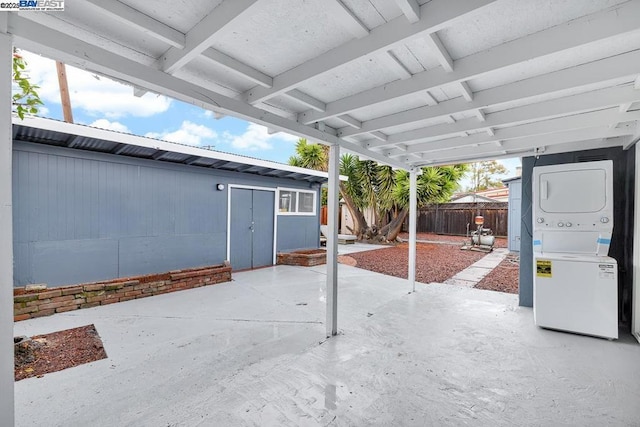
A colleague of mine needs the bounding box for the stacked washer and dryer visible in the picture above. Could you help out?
[532,160,618,340]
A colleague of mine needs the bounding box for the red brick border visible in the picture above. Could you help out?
[14,263,232,322]
[277,249,326,267]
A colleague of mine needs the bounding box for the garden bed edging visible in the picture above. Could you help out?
[277,249,326,267]
[13,262,232,322]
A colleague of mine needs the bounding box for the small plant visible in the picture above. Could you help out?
[12,48,43,119]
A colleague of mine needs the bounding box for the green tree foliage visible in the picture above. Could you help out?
[465,160,508,192]
[287,138,327,171]
[12,49,43,119]
[289,138,467,241]
[381,164,467,241]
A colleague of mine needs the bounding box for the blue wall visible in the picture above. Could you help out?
[277,216,322,250]
[519,147,635,328]
[13,141,320,287]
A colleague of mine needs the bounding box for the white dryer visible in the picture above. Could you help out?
[532,160,618,339]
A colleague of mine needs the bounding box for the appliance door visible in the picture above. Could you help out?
[534,254,618,339]
[538,168,607,214]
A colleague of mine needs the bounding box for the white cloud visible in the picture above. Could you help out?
[35,106,49,117]
[499,158,522,178]
[89,119,130,133]
[223,123,298,151]
[145,121,217,146]
[20,50,172,118]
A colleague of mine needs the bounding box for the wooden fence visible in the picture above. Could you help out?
[320,205,328,225]
[403,202,509,237]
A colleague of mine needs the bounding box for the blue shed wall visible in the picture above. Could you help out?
[276,182,323,252]
[276,216,322,251]
[12,141,320,287]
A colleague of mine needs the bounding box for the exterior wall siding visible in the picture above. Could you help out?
[12,141,320,287]
[276,216,321,251]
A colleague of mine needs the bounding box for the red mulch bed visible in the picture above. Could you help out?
[475,253,520,294]
[344,234,519,294]
[15,324,107,381]
[346,242,486,284]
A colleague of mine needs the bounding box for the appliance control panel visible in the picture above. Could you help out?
[535,216,611,230]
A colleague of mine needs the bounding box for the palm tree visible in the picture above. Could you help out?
[337,153,368,236]
[288,139,328,171]
[288,139,466,241]
[380,165,467,241]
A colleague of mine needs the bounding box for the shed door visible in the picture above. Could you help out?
[230,188,274,270]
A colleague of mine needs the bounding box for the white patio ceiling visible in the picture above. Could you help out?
[6,0,640,169]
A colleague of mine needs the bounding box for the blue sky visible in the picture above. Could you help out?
[20,50,300,164]
[20,49,520,183]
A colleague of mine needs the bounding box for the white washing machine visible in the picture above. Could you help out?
[534,253,617,339]
[532,160,618,339]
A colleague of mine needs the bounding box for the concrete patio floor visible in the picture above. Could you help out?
[14,263,640,426]
[335,241,389,255]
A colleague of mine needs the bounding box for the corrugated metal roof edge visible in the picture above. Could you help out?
[12,115,347,182]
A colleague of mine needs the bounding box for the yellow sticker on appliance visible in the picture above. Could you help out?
[536,260,552,278]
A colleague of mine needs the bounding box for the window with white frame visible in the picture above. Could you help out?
[278,188,316,215]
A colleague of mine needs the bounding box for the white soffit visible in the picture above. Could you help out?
[348,93,429,123]
[128,0,224,34]
[6,0,640,170]
[211,0,356,76]
[470,30,640,92]
[296,54,400,103]
[184,57,256,94]
[438,0,630,59]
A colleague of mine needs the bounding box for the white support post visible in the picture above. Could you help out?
[326,143,340,337]
[0,31,14,426]
[408,169,418,292]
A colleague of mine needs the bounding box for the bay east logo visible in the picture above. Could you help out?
[20,0,63,8]
[0,0,64,11]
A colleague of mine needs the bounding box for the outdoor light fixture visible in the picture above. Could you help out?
[216,183,225,191]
